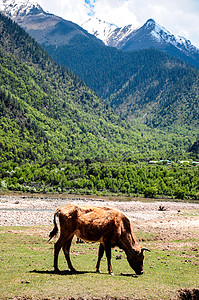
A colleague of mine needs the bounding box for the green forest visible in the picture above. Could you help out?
[0,12,199,199]
[1,159,199,200]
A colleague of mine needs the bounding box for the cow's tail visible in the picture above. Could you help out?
[48,210,59,242]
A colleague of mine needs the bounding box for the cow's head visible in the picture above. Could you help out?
[127,247,150,275]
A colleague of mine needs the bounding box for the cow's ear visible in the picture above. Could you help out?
[141,247,151,254]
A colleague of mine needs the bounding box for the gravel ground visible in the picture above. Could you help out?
[0,194,198,225]
[0,195,199,240]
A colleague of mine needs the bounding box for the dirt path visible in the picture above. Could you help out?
[0,194,199,243]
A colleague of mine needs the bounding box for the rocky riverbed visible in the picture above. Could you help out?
[0,194,199,243]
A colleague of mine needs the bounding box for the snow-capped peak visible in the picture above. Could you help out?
[82,17,139,47]
[82,16,199,55]
[0,0,43,19]
[145,19,198,54]
[81,17,118,45]
[107,24,138,48]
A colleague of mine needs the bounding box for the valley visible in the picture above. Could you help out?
[0,1,198,200]
[0,3,199,299]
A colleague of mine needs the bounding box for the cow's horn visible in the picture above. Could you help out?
[141,247,151,253]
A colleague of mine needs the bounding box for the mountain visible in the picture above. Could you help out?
[82,17,199,70]
[81,17,117,45]
[121,19,199,70]
[2,1,199,70]
[0,11,149,163]
[2,10,192,166]
[108,49,199,130]
[1,0,199,136]
[0,0,104,47]
[118,19,198,53]
[0,0,42,17]
[82,17,137,47]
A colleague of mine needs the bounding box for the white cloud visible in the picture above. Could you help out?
[38,0,199,47]
[39,0,89,24]
[93,0,139,27]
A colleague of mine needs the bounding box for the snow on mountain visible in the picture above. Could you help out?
[145,19,199,54]
[81,17,139,47]
[81,17,118,45]
[0,0,103,47]
[1,1,199,68]
[82,17,199,56]
[108,24,139,48]
[0,0,43,19]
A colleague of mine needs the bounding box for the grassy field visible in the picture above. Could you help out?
[0,226,198,300]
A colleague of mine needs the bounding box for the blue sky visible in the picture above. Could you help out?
[84,0,96,16]
[38,0,199,47]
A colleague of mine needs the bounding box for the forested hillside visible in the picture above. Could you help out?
[0,12,190,164]
[0,13,135,162]
[44,36,199,133]
[109,49,199,130]
[2,2,198,133]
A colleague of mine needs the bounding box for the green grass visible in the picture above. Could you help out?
[0,226,198,299]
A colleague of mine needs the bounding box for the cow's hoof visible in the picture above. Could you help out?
[109,272,114,275]
[70,268,77,274]
[96,269,101,273]
[54,268,60,273]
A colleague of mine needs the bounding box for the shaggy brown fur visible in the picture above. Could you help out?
[49,203,150,275]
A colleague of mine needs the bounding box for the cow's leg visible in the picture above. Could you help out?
[63,236,77,273]
[104,241,114,275]
[96,243,104,273]
[54,237,64,272]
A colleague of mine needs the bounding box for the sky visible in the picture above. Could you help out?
[37,0,199,47]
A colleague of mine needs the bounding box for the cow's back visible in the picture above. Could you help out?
[75,205,123,243]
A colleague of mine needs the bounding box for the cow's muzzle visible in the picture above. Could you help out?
[136,270,144,275]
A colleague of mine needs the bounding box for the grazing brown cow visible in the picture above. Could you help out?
[49,203,150,275]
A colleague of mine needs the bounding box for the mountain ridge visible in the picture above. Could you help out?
[0,0,104,47]
[0,0,43,17]
[2,0,199,66]
[82,17,199,69]
[81,17,117,45]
